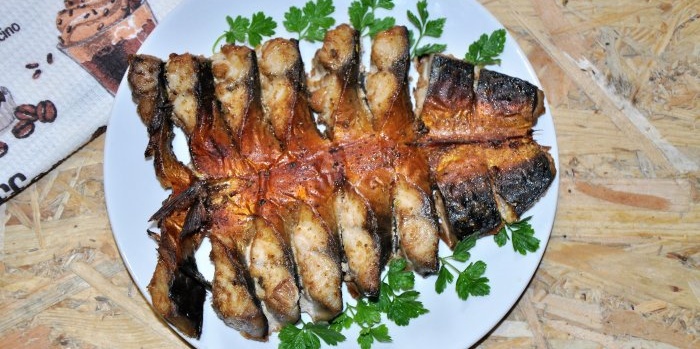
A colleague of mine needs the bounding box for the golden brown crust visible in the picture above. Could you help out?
[127,24,556,339]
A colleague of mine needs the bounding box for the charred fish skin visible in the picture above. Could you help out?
[414,55,477,143]
[128,54,206,339]
[415,53,554,242]
[429,145,503,240]
[486,138,557,219]
[415,54,545,143]
[367,26,440,275]
[257,38,344,318]
[475,68,545,135]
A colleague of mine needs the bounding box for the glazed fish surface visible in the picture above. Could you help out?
[127,25,555,340]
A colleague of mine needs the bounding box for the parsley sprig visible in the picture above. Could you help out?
[330,259,428,348]
[278,259,427,349]
[212,13,277,52]
[348,0,396,38]
[330,300,392,349]
[284,0,336,43]
[406,0,447,58]
[278,320,345,349]
[464,28,506,66]
[435,236,491,300]
[494,216,541,255]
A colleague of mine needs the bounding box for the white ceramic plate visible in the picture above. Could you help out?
[104,0,560,348]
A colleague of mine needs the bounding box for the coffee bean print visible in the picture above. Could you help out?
[12,120,35,139]
[36,100,57,123]
[25,63,39,69]
[14,104,38,121]
[47,53,54,64]
[32,70,41,79]
[0,141,7,158]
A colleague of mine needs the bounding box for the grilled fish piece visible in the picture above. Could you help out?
[308,24,385,295]
[127,24,557,339]
[415,54,545,144]
[257,38,344,319]
[210,45,302,335]
[365,26,439,275]
[415,53,555,241]
[128,54,206,338]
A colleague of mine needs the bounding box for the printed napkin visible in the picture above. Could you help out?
[0,0,183,204]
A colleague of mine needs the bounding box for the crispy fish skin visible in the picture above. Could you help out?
[415,53,554,241]
[427,138,556,240]
[366,26,439,275]
[308,25,384,297]
[258,38,344,319]
[415,54,545,143]
[485,139,557,220]
[429,145,503,239]
[128,54,206,339]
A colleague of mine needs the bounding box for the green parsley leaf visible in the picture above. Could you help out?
[348,0,396,38]
[329,311,353,332]
[423,18,446,38]
[435,264,454,294]
[494,226,509,247]
[212,12,277,52]
[376,281,393,313]
[413,43,447,58]
[306,323,347,346]
[387,258,415,291]
[358,324,392,349]
[354,299,382,326]
[357,328,374,349]
[510,216,540,255]
[387,290,429,326]
[367,16,395,38]
[369,324,392,343]
[284,0,336,43]
[407,0,447,58]
[452,235,477,262]
[495,217,540,255]
[278,323,321,349]
[464,28,506,66]
[455,261,490,300]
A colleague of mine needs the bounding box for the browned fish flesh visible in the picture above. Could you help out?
[415,53,555,243]
[125,24,556,340]
[127,54,207,339]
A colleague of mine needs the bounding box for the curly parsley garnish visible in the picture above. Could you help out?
[464,28,506,66]
[284,0,336,43]
[406,0,447,58]
[494,216,541,255]
[212,12,277,52]
[348,0,396,38]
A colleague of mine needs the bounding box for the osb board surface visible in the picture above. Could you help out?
[1,0,698,348]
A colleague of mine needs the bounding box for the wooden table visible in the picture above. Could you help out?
[1,0,698,348]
